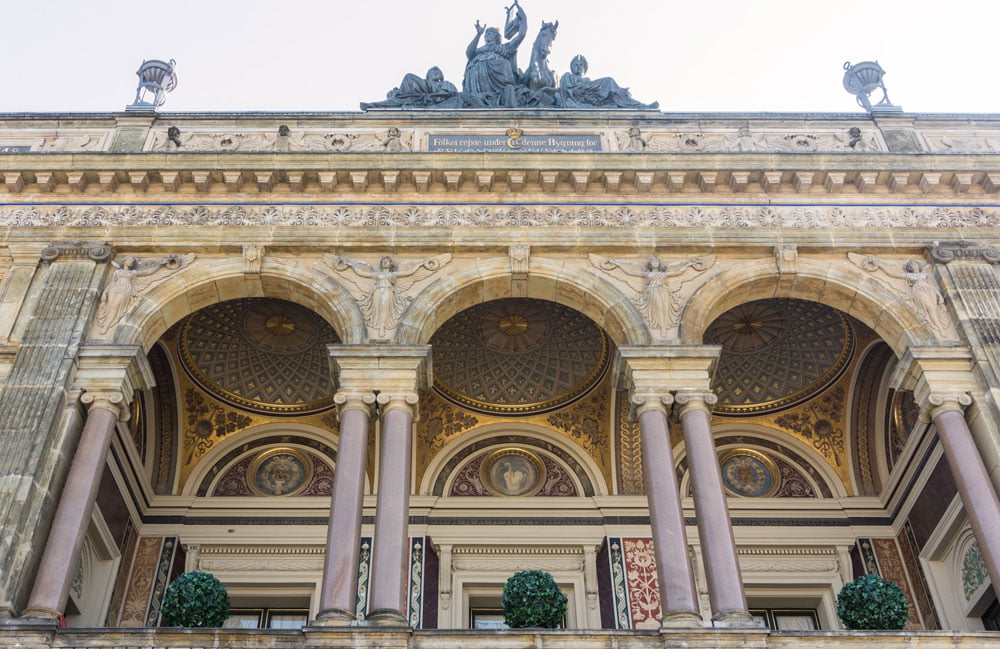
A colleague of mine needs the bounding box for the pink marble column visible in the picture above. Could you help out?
[367,396,415,626]
[22,393,123,621]
[315,393,373,625]
[636,397,701,627]
[931,399,1000,594]
[677,393,752,627]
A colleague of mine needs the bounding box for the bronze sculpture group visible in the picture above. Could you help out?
[361,1,658,111]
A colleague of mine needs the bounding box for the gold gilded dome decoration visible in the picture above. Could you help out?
[431,298,609,415]
[707,298,854,416]
[179,298,341,415]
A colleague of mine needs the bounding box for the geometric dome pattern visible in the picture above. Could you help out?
[707,298,854,416]
[431,298,609,415]
[179,298,341,415]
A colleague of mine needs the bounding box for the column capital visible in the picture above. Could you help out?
[924,391,973,420]
[376,392,420,417]
[80,391,128,419]
[39,241,112,264]
[630,393,673,418]
[73,343,155,418]
[674,391,719,417]
[333,390,376,417]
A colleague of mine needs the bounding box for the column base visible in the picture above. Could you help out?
[711,609,756,628]
[9,608,59,627]
[660,610,703,628]
[365,608,409,627]
[312,608,356,627]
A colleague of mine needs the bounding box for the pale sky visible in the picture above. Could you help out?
[2,0,997,114]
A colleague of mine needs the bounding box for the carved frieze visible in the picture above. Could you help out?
[625,125,883,153]
[150,128,411,152]
[8,204,1000,229]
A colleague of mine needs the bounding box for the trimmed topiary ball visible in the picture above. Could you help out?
[836,574,909,630]
[160,571,230,627]
[502,569,567,629]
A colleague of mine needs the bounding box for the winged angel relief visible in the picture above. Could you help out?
[847,253,950,337]
[95,254,196,334]
[589,254,716,338]
[324,254,452,341]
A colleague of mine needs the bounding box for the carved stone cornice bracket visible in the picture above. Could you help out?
[73,343,155,420]
[889,345,976,422]
[39,240,111,263]
[930,241,1000,264]
[3,159,1000,198]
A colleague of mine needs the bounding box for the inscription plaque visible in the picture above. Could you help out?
[428,134,601,153]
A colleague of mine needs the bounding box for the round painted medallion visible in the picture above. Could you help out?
[431,298,609,415]
[480,448,546,497]
[178,298,341,415]
[719,449,779,498]
[248,447,314,496]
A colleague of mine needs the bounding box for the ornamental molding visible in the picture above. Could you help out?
[198,558,325,572]
[738,558,841,573]
[452,557,584,572]
[5,204,1000,229]
[930,241,1000,264]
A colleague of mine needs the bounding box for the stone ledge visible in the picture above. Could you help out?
[0,627,998,649]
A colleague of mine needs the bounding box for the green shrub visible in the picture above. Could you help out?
[502,570,567,629]
[160,571,230,627]
[836,574,909,630]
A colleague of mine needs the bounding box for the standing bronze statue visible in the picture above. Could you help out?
[462,1,527,107]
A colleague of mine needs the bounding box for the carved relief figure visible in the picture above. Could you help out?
[326,253,452,340]
[96,254,195,334]
[619,127,646,152]
[848,253,950,336]
[590,254,715,337]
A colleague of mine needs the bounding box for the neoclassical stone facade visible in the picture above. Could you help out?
[1,109,1000,645]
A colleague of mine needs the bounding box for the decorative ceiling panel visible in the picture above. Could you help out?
[708,298,854,416]
[179,298,341,415]
[431,298,609,415]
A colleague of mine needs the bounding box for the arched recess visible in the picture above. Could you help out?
[396,257,649,347]
[146,340,181,495]
[849,341,897,497]
[419,422,610,497]
[181,422,355,497]
[675,422,848,499]
[678,258,934,356]
[107,257,366,349]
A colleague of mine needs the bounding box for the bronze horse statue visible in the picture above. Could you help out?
[518,19,558,105]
